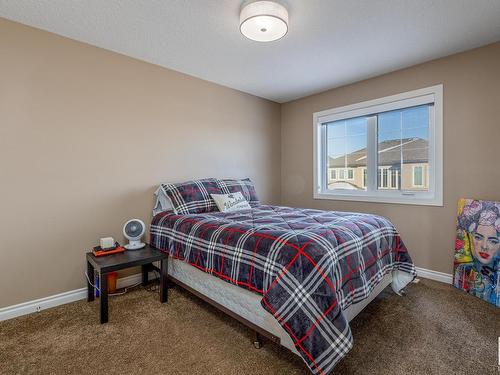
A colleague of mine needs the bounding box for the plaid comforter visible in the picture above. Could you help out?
[151,205,415,374]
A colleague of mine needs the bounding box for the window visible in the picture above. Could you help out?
[413,166,424,187]
[379,167,389,188]
[347,169,354,180]
[313,85,443,206]
[390,169,399,189]
[323,116,368,191]
[330,168,354,182]
[378,167,399,190]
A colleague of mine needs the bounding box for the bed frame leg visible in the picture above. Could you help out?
[253,331,262,349]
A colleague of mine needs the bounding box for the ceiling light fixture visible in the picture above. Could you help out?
[240,1,288,42]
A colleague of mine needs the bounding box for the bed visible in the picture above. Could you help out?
[150,180,416,375]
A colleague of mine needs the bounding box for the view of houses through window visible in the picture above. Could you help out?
[327,116,368,190]
[327,105,430,192]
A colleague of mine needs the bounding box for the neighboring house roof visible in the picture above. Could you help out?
[328,137,428,168]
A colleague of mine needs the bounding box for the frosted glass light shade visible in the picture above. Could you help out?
[240,1,288,42]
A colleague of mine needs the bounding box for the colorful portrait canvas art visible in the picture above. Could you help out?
[453,199,500,307]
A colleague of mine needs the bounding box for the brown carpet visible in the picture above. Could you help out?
[0,279,498,375]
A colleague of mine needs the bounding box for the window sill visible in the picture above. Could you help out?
[313,191,443,207]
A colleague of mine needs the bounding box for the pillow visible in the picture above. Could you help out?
[216,178,260,205]
[160,178,221,215]
[152,186,173,216]
[211,192,251,212]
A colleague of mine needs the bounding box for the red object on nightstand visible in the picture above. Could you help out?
[92,246,125,257]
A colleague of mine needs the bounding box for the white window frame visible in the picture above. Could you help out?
[313,84,443,206]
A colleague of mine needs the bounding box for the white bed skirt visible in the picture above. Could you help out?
[168,258,409,354]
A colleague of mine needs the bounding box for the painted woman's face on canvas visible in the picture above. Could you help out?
[472,224,500,265]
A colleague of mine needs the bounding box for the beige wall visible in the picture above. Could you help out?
[0,19,281,308]
[2,16,499,309]
[281,42,500,275]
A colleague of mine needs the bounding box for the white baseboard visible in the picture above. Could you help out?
[415,267,453,284]
[0,272,154,322]
[1,266,452,322]
[0,288,88,322]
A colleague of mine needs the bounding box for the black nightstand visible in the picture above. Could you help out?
[86,244,169,323]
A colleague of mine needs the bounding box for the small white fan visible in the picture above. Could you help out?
[123,219,146,250]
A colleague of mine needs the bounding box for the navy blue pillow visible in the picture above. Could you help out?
[160,178,221,215]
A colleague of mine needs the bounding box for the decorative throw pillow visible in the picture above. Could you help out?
[216,178,260,205]
[211,192,252,213]
[160,178,221,215]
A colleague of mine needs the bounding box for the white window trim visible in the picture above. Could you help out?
[313,84,443,206]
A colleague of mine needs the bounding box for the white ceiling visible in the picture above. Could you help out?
[1,0,500,103]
